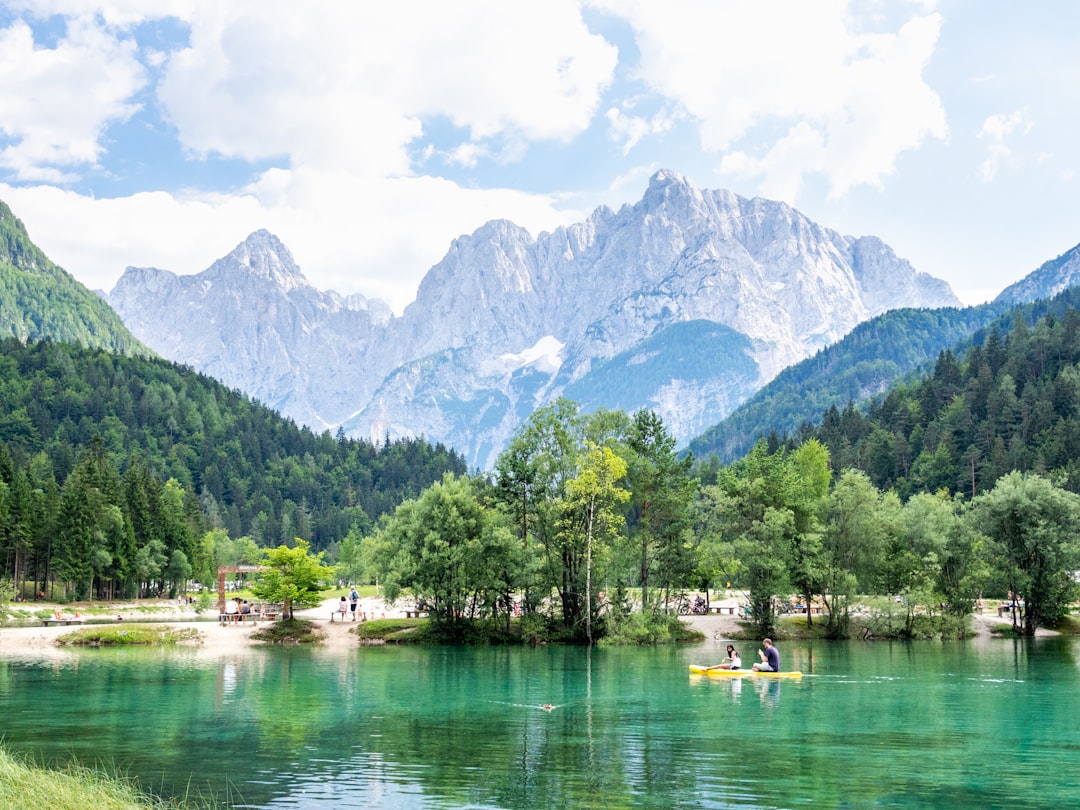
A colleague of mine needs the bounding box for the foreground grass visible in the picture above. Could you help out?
[56,625,202,647]
[0,748,213,810]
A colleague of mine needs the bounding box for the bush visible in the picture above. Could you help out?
[249,618,326,645]
[599,612,704,646]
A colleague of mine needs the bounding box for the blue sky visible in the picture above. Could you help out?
[1,1,1077,313]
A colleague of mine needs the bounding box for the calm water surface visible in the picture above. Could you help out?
[1,635,1078,808]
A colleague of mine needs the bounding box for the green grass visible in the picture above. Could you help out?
[354,617,427,643]
[0,747,215,810]
[249,618,326,644]
[55,625,202,647]
[1047,614,1080,635]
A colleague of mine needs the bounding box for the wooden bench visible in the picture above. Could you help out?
[42,617,85,627]
[219,613,261,624]
[405,609,428,618]
[708,606,737,615]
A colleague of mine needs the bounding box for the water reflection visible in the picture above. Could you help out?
[1,639,1079,808]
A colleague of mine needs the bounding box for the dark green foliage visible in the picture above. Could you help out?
[0,337,466,596]
[689,305,1006,463]
[0,200,149,356]
[788,288,1080,499]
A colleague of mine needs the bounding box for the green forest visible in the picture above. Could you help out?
[0,337,465,600]
[4,261,1080,642]
[356,296,1080,642]
[788,288,1080,498]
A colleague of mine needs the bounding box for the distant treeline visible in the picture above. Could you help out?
[0,337,466,598]
[773,293,1080,499]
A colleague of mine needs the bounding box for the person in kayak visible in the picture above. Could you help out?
[704,645,741,671]
[752,638,780,672]
[720,645,741,669]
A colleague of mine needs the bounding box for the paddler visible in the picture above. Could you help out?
[752,638,780,672]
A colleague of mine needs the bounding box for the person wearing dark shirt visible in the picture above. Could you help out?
[752,638,780,672]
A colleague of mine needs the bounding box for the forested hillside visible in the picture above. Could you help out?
[688,304,1006,463]
[786,288,1080,499]
[0,201,149,355]
[0,337,466,599]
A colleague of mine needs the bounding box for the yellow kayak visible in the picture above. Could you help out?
[689,665,803,678]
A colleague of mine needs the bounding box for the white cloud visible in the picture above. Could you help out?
[605,105,676,155]
[0,15,145,180]
[154,1,617,175]
[1,170,575,314]
[977,109,1033,183]
[590,0,947,201]
[0,1,616,311]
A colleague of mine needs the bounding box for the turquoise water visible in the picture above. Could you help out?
[1,637,1079,808]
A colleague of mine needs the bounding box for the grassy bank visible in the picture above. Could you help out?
[0,747,212,810]
[55,625,202,647]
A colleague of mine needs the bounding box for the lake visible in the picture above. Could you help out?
[1,635,1078,808]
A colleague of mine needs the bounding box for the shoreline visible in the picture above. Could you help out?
[679,608,1058,640]
[0,596,402,656]
[1,601,1056,657]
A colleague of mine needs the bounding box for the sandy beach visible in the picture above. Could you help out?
[0,598,1053,657]
[0,595,409,655]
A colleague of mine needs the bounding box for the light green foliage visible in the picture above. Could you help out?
[334,527,366,585]
[972,471,1080,634]
[0,576,13,624]
[823,470,891,637]
[250,539,334,619]
[706,439,829,635]
[566,441,629,643]
[367,473,519,638]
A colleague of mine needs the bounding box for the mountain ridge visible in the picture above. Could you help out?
[106,170,960,467]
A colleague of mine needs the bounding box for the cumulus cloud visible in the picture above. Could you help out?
[0,172,573,313]
[0,1,616,309]
[977,109,1033,183]
[154,1,617,175]
[590,0,947,201]
[0,15,145,181]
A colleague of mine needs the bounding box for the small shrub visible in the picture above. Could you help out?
[249,618,326,645]
[600,612,703,646]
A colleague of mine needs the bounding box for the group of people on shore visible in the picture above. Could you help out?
[337,588,365,621]
[223,597,257,622]
[707,638,781,672]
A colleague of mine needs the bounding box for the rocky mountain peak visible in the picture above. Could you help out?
[108,171,963,468]
[207,229,310,291]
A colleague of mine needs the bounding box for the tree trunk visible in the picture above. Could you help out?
[585,496,595,646]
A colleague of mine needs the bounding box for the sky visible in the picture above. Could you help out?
[1,1,1078,314]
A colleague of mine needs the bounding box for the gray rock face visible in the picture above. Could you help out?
[994,243,1080,306]
[108,171,959,467]
[109,230,392,431]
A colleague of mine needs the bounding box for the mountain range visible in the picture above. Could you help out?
[106,170,959,468]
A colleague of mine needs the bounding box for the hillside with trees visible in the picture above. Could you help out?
[787,287,1080,499]
[0,337,466,600]
[0,200,149,356]
[688,303,1006,463]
